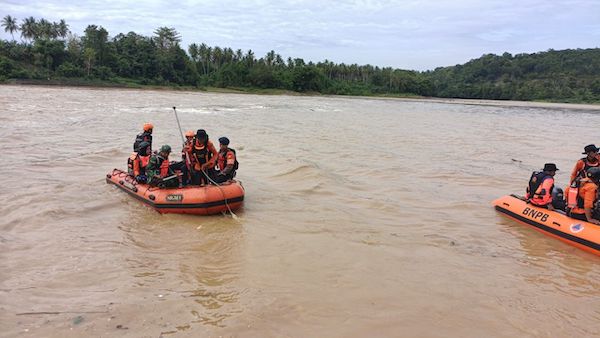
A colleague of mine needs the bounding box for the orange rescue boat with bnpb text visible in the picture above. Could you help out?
[106,169,244,215]
[492,194,600,257]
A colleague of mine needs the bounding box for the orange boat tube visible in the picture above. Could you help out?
[106,169,244,215]
[492,195,600,256]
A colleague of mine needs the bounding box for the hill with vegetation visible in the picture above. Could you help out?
[1,15,599,103]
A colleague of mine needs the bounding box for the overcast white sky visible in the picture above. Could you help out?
[1,0,599,71]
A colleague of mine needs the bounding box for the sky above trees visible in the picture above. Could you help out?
[1,0,599,71]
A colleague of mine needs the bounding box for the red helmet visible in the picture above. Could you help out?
[143,123,154,132]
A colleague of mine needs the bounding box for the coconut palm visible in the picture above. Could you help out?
[20,16,37,42]
[57,19,69,39]
[2,15,18,41]
[37,18,55,39]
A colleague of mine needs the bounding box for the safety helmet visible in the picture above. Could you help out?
[137,141,150,151]
[587,167,600,180]
[160,144,172,153]
[218,136,230,145]
[143,123,154,132]
[185,130,195,138]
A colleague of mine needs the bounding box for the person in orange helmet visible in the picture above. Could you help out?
[173,130,195,186]
[182,130,195,157]
[133,122,154,152]
[569,144,600,185]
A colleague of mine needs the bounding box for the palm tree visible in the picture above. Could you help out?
[37,18,55,40]
[2,15,18,41]
[188,43,199,62]
[198,43,208,75]
[20,16,37,42]
[57,19,69,39]
[265,50,275,67]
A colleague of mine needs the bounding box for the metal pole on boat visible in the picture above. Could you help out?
[172,106,185,143]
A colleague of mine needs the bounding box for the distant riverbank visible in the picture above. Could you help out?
[3,79,599,111]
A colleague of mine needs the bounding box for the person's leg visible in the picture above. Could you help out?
[570,212,587,221]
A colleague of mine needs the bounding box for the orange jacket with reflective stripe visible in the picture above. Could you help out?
[217,149,236,173]
[526,176,554,206]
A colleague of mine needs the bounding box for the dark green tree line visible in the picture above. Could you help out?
[1,15,599,103]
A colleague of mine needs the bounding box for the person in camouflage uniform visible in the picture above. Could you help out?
[146,145,178,188]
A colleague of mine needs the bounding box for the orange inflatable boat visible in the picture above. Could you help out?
[493,195,600,256]
[106,169,244,215]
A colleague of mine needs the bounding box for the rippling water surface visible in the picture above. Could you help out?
[1,85,600,337]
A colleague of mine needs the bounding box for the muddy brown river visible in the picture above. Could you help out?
[1,85,600,337]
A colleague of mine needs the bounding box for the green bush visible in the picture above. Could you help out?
[57,62,85,77]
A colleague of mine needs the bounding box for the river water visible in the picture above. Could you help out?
[1,85,600,337]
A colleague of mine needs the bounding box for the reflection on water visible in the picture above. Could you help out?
[1,85,600,337]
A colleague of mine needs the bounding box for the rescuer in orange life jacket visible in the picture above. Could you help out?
[210,137,239,184]
[177,130,195,185]
[133,123,154,152]
[187,129,218,185]
[526,163,558,210]
[569,144,600,185]
[567,167,600,225]
[127,141,151,183]
[146,145,179,188]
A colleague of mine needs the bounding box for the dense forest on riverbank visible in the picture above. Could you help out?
[1,15,599,103]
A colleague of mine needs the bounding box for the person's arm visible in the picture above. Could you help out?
[222,150,236,175]
[203,142,219,169]
[539,178,554,209]
[570,160,584,183]
[583,187,600,224]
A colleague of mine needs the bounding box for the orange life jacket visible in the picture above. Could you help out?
[140,155,150,168]
[191,139,216,170]
[159,156,170,177]
[526,171,554,206]
[576,157,599,179]
[217,148,238,173]
[128,153,151,176]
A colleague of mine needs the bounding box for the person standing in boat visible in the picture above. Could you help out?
[133,123,154,152]
[569,144,600,185]
[568,167,600,225]
[146,145,178,188]
[525,163,558,210]
[189,129,218,186]
[211,137,239,184]
[128,141,151,183]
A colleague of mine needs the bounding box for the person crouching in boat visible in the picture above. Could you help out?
[189,129,218,186]
[146,145,179,188]
[211,137,239,184]
[134,123,154,152]
[569,144,600,185]
[128,141,151,183]
[525,163,558,210]
[567,167,600,225]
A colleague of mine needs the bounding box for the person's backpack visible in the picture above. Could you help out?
[229,148,239,172]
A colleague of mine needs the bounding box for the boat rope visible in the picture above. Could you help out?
[201,169,239,220]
